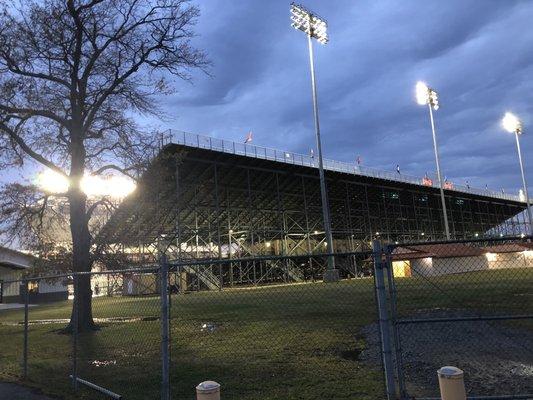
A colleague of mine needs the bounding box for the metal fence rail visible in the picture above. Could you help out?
[162,129,529,204]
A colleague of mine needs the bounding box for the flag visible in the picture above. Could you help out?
[244,131,252,144]
[422,173,433,186]
[396,164,400,174]
[356,156,362,165]
[485,184,488,191]
[465,180,470,189]
[310,148,314,158]
[444,180,454,190]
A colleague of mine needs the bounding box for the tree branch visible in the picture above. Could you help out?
[91,164,136,180]
[0,119,67,176]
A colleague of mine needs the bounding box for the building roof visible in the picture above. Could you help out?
[483,242,533,254]
[0,246,37,270]
[392,243,486,261]
[392,240,533,261]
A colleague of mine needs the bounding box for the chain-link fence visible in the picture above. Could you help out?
[375,236,533,400]
[2,238,531,399]
[0,251,387,400]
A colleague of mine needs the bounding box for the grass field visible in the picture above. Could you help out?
[0,268,531,399]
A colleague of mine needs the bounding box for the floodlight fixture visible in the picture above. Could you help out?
[416,81,439,110]
[502,112,522,134]
[290,3,328,44]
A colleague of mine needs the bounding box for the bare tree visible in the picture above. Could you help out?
[0,0,208,331]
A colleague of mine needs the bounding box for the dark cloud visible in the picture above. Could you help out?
[5,1,531,196]
[158,0,533,195]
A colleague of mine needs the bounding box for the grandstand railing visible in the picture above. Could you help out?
[161,129,528,204]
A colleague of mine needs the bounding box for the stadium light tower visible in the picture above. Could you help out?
[291,3,338,281]
[502,112,533,232]
[416,81,451,240]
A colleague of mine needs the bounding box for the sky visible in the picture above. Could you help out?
[151,0,533,195]
[4,0,533,196]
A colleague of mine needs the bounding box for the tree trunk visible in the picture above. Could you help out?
[69,189,97,332]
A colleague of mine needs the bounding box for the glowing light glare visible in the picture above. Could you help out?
[502,112,522,134]
[81,175,136,198]
[36,170,136,198]
[485,252,497,262]
[416,81,430,105]
[38,170,69,193]
[416,81,439,110]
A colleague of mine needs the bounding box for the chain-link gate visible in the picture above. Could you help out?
[375,236,533,400]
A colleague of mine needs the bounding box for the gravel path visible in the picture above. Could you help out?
[361,311,533,398]
[0,382,57,399]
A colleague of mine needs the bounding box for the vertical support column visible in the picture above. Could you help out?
[373,240,396,400]
[22,279,29,379]
[160,256,170,400]
[72,275,78,390]
[213,164,223,289]
[301,176,313,279]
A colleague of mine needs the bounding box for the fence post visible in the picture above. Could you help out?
[373,240,396,400]
[384,245,407,399]
[160,255,170,400]
[22,279,29,379]
[72,274,79,391]
[72,274,78,391]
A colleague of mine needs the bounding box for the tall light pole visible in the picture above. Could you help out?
[416,81,451,240]
[291,3,338,281]
[502,112,533,233]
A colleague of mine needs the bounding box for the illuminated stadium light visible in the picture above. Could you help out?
[416,81,439,110]
[501,112,532,230]
[415,81,449,239]
[290,3,328,44]
[37,169,136,198]
[502,112,522,134]
[37,169,69,194]
[290,3,336,280]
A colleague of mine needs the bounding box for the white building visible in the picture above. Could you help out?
[391,242,533,278]
[0,246,68,304]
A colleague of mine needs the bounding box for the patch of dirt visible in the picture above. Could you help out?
[360,310,533,397]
